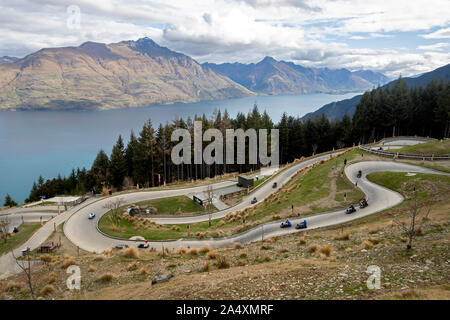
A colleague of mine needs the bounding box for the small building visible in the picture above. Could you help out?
[238,175,254,188]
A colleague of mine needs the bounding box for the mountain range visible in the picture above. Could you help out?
[0,37,389,111]
[0,38,252,111]
[204,57,388,95]
[302,63,450,121]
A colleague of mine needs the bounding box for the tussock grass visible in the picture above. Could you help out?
[40,254,52,264]
[298,237,307,245]
[199,246,210,254]
[99,273,116,282]
[62,259,76,268]
[122,247,139,259]
[187,248,198,255]
[216,255,230,269]
[179,246,186,255]
[5,281,22,292]
[233,242,243,249]
[362,240,373,249]
[207,251,219,260]
[88,265,97,272]
[308,244,319,253]
[239,252,248,259]
[139,267,147,275]
[40,285,54,296]
[319,245,332,257]
[333,232,350,241]
[201,261,210,272]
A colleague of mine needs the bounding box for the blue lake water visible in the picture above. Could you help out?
[0,92,360,204]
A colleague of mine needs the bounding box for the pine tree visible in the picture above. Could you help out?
[110,135,127,189]
[4,194,18,207]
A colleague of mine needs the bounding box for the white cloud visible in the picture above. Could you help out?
[422,27,450,39]
[417,42,449,51]
[0,0,449,77]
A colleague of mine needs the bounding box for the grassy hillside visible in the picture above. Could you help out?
[393,140,450,155]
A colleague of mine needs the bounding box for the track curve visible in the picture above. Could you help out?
[64,156,449,253]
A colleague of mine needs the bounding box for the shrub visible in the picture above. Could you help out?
[127,262,138,271]
[263,256,271,262]
[233,242,243,250]
[40,254,53,264]
[171,226,181,231]
[88,265,97,272]
[298,237,307,245]
[207,251,219,260]
[5,282,22,292]
[178,246,186,255]
[201,261,210,272]
[139,267,147,275]
[319,245,332,257]
[279,247,288,253]
[308,244,319,253]
[40,285,54,296]
[123,247,139,259]
[187,248,198,255]
[239,252,248,259]
[199,246,210,254]
[47,272,56,284]
[216,255,230,269]
[93,255,105,261]
[99,273,115,282]
[103,248,112,255]
[62,259,76,268]
[362,240,373,249]
[333,232,350,241]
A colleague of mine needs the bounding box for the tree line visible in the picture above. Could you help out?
[24,78,450,203]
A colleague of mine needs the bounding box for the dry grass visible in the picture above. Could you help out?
[40,285,54,296]
[298,237,307,245]
[279,247,289,253]
[308,244,319,253]
[216,255,230,269]
[187,248,198,255]
[333,232,350,241]
[103,248,112,255]
[233,242,243,249]
[362,240,373,249]
[199,246,210,254]
[319,245,332,257]
[201,261,210,272]
[239,252,248,259]
[122,247,139,259]
[99,273,116,282]
[139,267,147,275]
[93,255,105,262]
[126,262,138,271]
[47,272,56,284]
[207,251,219,260]
[179,246,187,255]
[40,254,52,264]
[4,281,22,292]
[62,258,76,268]
[88,265,97,272]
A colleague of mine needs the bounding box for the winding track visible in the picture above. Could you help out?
[1,138,448,279]
[63,152,449,253]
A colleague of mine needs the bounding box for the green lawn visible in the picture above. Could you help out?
[367,172,450,200]
[393,140,450,155]
[0,224,41,256]
[99,149,367,241]
[129,195,206,215]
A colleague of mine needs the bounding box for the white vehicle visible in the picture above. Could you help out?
[88,212,95,219]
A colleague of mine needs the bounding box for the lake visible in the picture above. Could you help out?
[0,92,360,204]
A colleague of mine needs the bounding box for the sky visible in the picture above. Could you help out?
[0,0,449,78]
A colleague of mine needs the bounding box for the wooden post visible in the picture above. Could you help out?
[77,246,80,256]
[53,222,56,232]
